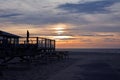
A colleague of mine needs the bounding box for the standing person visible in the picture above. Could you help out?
[27,30,29,44]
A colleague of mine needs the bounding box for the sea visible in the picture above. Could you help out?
[57,48,120,54]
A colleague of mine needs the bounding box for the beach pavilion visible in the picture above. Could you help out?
[0,30,20,48]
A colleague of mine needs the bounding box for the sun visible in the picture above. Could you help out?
[52,36,72,40]
[56,31,64,35]
[48,23,73,40]
[52,24,67,35]
[54,27,64,30]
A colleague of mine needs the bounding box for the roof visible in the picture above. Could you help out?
[0,30,20,38]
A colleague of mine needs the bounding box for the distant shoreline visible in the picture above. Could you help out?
[57,48,120,54]
[57,48,120,50]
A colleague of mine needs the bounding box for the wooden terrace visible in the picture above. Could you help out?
[0,30,68,65]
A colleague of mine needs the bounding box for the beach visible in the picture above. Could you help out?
[1,49,120,80]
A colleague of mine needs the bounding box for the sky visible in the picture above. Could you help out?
[0,0,120,48]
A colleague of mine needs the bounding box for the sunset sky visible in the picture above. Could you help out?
[0,0,120,48]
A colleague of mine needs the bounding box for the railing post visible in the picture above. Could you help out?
[36,37,39,47]
[50,40,52,51]
[45,39,47,49]
[54,40,56,51]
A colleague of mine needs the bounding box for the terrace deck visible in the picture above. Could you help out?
[0,37,56,63]
[0,31,68,65]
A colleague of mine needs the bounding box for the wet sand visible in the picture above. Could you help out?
[1,52,120,80]
[47,52,120,80]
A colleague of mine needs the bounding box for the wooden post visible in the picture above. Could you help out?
[53,40,56,51]
[45,39,46,48]
[50,40,52,51]
[36,37,39,47]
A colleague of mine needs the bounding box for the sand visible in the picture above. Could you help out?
[1,52,120,80]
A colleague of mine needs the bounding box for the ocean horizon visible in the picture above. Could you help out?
[57,48,120,54]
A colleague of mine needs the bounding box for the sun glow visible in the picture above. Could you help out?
[55,31,65,35]
[53,23,67,30]
[52,23,68,35]
[54,27,65,30]
[52,36,72,40]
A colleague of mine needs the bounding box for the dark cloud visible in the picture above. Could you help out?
[80,38,93,42]
[80,34,114,37]
[82,26,120,32]
[95,34,114,37]
[0,13,22,18]
[57,0,120,14]
[80,34,95,36]
[56,38,76,40]
[103,38,120,42]
[8,13,88,25]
